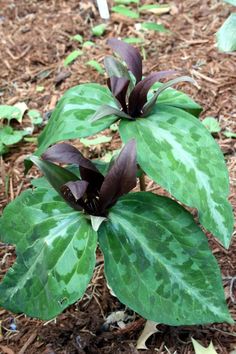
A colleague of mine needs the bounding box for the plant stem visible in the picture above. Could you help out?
[139,172,146,191]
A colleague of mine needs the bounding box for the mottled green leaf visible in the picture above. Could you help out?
[36,84,117,156]
[80,135,112,146]
[216,14,236,52]
[0,187,97,320]
[151,82,202,117]
[91,104,131,122]
[99,193,232,325]
[224,0,236,6]
[119,106,233,247]
[143,76,196,116]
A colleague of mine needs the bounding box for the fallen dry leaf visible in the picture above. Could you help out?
[192,338,218,354]
[0,345,15,354]
[136,320,159,350]
[13,102,28,123]
[105,311,126,325]
[140,5,170,15]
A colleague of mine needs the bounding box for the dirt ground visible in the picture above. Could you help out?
[0,0,236,353]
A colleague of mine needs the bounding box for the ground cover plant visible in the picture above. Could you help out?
[0,105,29,155]
[0,38,234,333]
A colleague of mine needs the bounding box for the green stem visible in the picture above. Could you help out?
[139,172,146,191]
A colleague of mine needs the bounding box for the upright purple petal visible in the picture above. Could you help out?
[60,180,89,211]
[63,180,88,201]
[99,139,137,212]
[108,76,130,112]
[42,143,96,171]
[107,38,142,83]
[42,143,104,191]
[128,70,176,117]
[104,55,131,81]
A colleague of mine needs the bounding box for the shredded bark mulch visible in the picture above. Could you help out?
[0,0,236,353]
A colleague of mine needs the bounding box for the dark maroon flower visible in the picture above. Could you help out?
[93,38,195,121]
[40,140,137,216]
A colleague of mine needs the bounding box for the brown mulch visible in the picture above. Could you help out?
[0,0,236,353]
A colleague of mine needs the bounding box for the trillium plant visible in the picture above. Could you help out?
[0,39,234,325]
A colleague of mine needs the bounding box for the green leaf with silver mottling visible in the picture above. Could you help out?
[224,0,236,5]
[216,13,236,52]
[143,76,196,116]
[36,84,118,156]
[150,82,202,117]
[119,106,233,247]
[80,135,112,146]
[99,192,232,325]
[0,187,97,320]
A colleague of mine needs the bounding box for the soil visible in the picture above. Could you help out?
[0,0,236,353]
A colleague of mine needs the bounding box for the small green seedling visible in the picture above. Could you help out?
[202,117,221,133]
[112,5,139,18]
[64,50,83,66]
[92,23,107,37]
[86,60,105,74]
